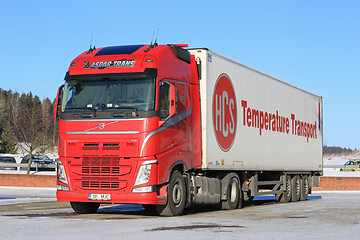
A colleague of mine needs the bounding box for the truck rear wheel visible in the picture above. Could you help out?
[70,202,100,214]
[291,175,301,202]
[222,176,240,210]
[300,175,309,201]
[156,171,186,216]
[276,175,292,203]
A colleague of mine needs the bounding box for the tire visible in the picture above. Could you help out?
[291,175,301,202]
[156,171,186,216]
[221,176,240,210]
[276,175,291,203]
[300,175,309,201]
[70,202,100,214]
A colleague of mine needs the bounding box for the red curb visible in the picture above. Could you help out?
[0,174,359,190]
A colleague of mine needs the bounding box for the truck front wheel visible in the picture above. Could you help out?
[70,202,100,214]
[156,171,186,216]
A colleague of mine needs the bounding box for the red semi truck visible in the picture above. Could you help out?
[54,43,323,216]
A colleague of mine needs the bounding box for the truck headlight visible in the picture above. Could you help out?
[57,161,68,185]
[134,160,157,186]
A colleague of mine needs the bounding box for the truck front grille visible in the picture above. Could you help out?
[82,143,99,151]
[82,156,120,166]
[82,166,120,174]
[81,181,123,189]
[81,143,120,151]
[71,155,131,191]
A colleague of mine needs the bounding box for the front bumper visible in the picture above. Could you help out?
[57,186,167,205]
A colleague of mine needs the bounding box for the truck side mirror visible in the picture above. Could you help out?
[159,82,177,121]
[54,84,64,121]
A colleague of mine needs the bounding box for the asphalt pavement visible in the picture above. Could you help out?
[0,187,359,240]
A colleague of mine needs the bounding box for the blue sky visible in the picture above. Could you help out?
[0,0,359,149]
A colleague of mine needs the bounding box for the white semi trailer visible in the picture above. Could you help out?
[187,48,322,209]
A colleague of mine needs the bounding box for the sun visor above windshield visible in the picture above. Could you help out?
[64,68,157,81]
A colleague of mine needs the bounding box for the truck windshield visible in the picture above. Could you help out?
[61,78,155,112]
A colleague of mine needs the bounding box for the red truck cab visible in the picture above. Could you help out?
[54,44,201,215]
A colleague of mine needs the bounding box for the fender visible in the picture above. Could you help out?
[166,160,188,182]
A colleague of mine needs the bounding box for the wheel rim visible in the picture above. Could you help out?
[172,180,182,206]
[286,179,291,197]
[303,178,309,194]
[230,180,237,202]
[295,178,300,196]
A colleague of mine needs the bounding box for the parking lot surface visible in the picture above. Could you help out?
[0,187,359,240]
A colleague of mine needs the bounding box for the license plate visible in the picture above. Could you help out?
[88,194,111,201]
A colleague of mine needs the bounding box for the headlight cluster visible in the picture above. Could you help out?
[134,160,157,186]
[57,160,68,185]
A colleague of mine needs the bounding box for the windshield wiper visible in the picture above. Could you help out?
[67,107,97,117]
[67,107,97,111]
[107,106,139,117]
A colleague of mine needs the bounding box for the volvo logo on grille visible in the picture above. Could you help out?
[99,123,105,129]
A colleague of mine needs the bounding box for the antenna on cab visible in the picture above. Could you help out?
[87,33,96,54]
[145,29,159,52]
[154,28,159,46]
[150,30,155,46]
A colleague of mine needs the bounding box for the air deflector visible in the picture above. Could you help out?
[95,45,145,56]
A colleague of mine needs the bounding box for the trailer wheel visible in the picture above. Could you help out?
[70,202,100,214]
[156,171,186,216]
[300,175,309,201]
[222,176,240,210]
[276,175,292,203]
[291,175,301,202]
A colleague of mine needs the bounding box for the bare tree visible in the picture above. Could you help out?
[0,94,5,128]
[10,93,20,128]
[41,98,55,151]
[13,96,43,174]
[0,90,11,132]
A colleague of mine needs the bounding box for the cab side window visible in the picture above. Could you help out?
[159,83,170,120]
